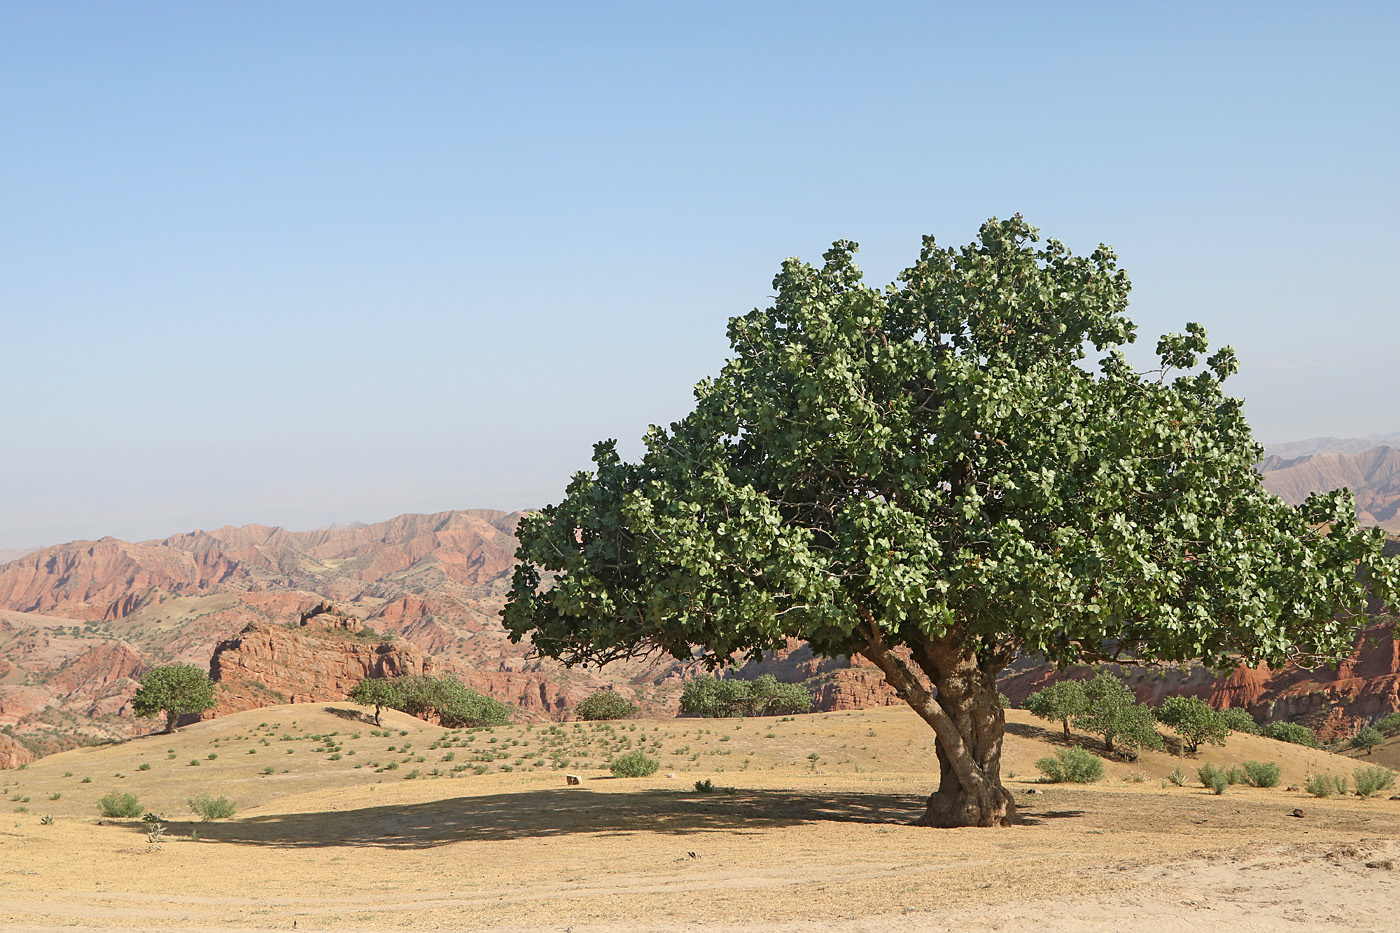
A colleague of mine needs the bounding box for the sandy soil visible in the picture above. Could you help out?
[0,705,1396,931]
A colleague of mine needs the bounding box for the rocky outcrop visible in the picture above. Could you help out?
[205,609,608,722]
[0,733,35,770]
[207,620,455,717]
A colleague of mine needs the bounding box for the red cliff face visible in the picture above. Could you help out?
[205,608,605,722]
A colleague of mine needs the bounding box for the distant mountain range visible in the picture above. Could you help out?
[1264,431,1400,460]
[1259,445,1400,533]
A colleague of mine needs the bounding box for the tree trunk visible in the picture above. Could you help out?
[164,709,177,734]
[857,620,1014,828]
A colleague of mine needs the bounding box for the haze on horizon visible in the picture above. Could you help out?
[2,3,1397,549]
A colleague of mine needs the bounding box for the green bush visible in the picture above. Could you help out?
[97,792,142,818]
[1304,773,1347,797]
[188,794,236,821]
[1033,746,1103,783]
[575,691,637,721]
[1217,707,1260,735]
[1167,766,1188,786]
[1196,762,1229,794]
[1261,721,1320,748]
[608,749,660,777]
[1225,765,1246,786]
[1242,760,1282,788]
[1353,765,1397,798]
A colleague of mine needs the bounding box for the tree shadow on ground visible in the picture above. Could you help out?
[143,786,942,849]
[145,783,1090,849]
[322,706,372,723]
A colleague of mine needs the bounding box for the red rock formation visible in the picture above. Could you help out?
[1001,621,1400,741]
[205,613,605,722]
[0,733,35,770]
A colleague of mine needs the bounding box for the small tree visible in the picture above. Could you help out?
[386,675,512,727]
[1154,696,1229,754]
[679,675,750,717]
[131,663,216,733]
[1023,680,1089,740]
[1375,712,1400,736]
[745,674,813,716]
[1350,726,1385,756]
[347,677,401,726]
[1072,673,1164,759]
[574,691,637,721]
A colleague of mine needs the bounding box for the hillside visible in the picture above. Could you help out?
[0,511,704,748]
[1260,445,1400,532]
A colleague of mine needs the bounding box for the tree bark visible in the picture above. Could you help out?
[856,617,1014,828]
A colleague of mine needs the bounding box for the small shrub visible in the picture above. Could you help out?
[405,769,420,780]
[137,763,151,771]
[188,794,236,821]
[142,812,162,822]
[48,793,61,801]
[81,777,91,783]
[694,779,714,793]
[1196,763,1228,794]
[1225,766,1246,786]
[39,814,54,825]
[1242,760,1282,788]
[1167,766,1188,787]
[608,749,660,778]
[206,753,217,760]
[262,766,274,775]
[1304,773,1347,797]
[97,792,142,818]
[1034,747,1103,784]
[1353,765,1397,798]
[188,760,200,767]
[1123,770,1147,783]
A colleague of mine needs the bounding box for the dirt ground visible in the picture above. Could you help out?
[0,705,1396,931]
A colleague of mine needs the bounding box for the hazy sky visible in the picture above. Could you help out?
[3,3,1397,548]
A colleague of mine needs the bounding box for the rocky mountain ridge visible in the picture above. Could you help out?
[1259,445,1400,532]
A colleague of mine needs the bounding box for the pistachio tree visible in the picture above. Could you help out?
[503,217,1397,827]
[132,663,216,733]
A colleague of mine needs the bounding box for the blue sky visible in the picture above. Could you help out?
[2,3,1397,547]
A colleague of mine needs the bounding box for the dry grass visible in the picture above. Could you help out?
[1,704,1397,931]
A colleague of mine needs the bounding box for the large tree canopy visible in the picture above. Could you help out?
[503,217,1397,827]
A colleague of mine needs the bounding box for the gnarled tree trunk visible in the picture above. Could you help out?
[857,616,1014,828]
